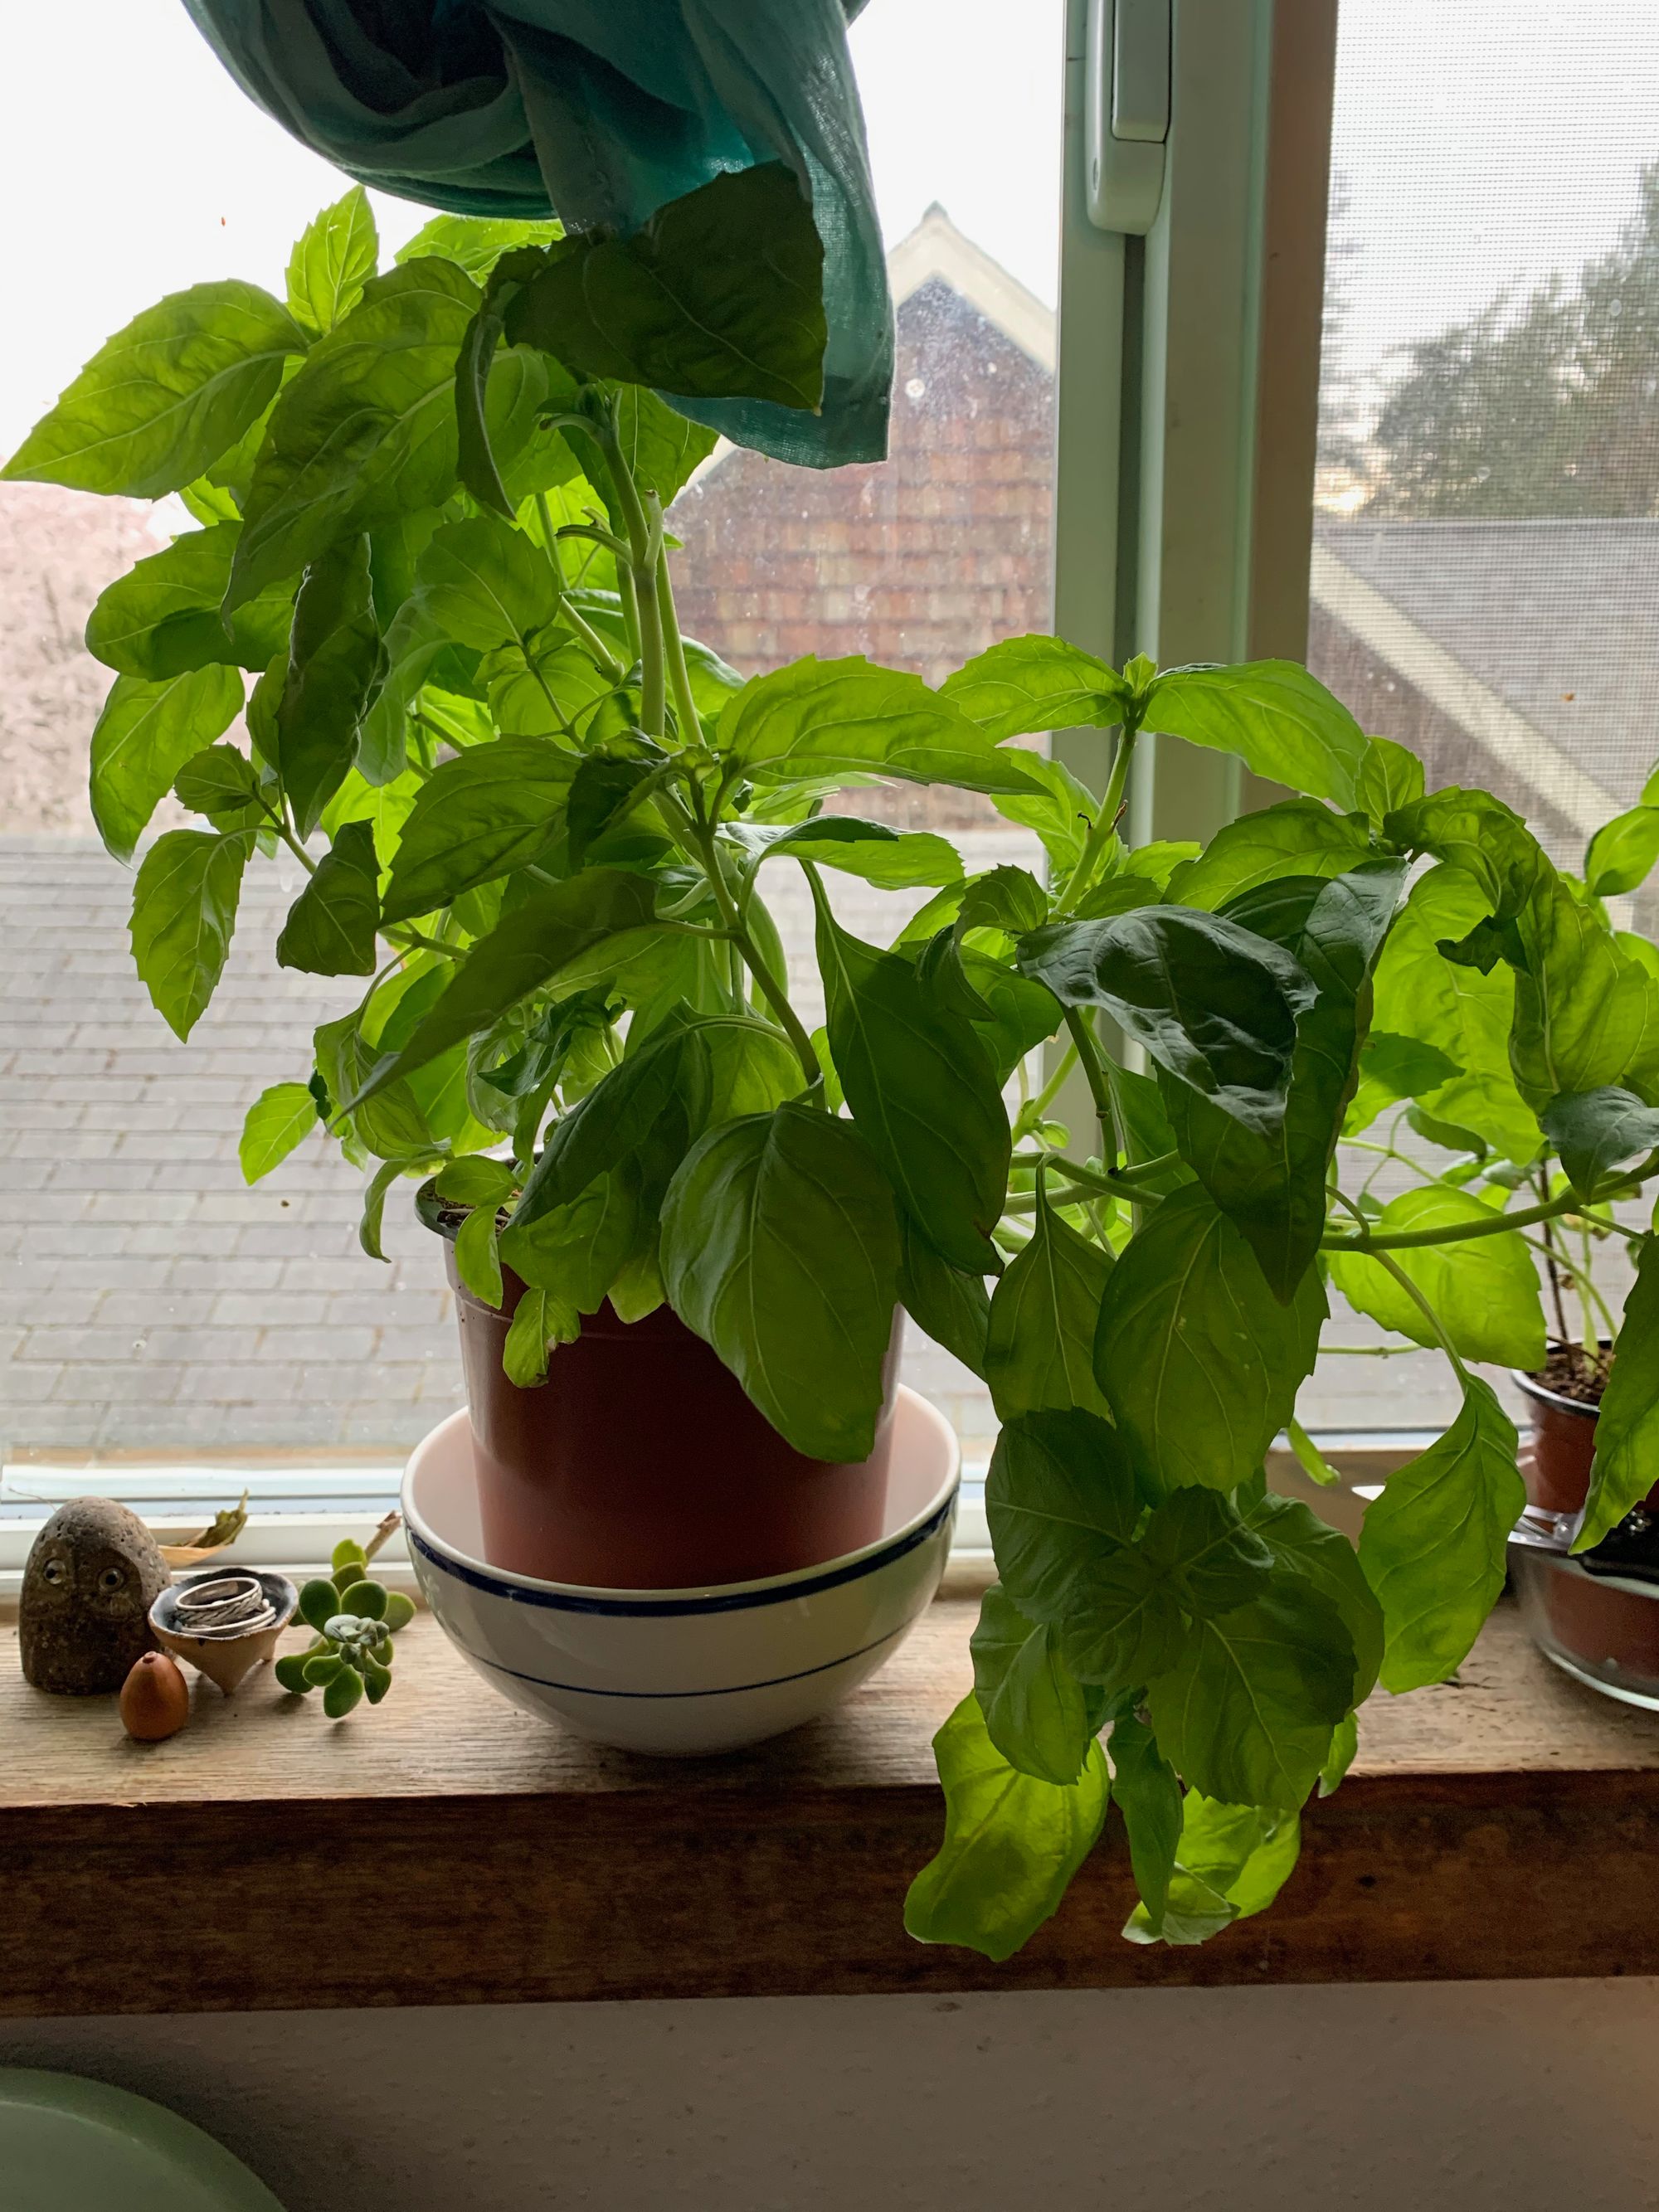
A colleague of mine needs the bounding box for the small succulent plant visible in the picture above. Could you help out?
[275,1538,416,1717]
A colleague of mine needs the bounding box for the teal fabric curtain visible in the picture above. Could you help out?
[180,0,893,466]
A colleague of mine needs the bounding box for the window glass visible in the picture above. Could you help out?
[0,1,1063,1485]
[1304,0,1659,1432]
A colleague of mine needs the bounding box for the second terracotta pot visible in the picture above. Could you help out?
[424,1198,904,1588]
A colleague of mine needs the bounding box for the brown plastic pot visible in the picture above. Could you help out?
[1514,1346,1659,1519]
[418,1186,902,1588]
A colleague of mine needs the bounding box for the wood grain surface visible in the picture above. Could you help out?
[4,1597,1658,2016]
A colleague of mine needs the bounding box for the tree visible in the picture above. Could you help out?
[1369,158,1659,520]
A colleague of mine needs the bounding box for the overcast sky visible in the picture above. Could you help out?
[3,1,1657,455]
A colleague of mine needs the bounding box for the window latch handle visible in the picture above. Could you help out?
[1085,0,1170,235]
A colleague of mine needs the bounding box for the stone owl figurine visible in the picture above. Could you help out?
[19,1497,171,1694]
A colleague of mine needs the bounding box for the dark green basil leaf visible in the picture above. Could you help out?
[720,656,1044,796]
[971,1584,1102,1785]
[129,829,252,1040]
[567,756,657,873]
[1247,1491,1384,1706]
[941,634,1129,741]
[1358,1374,1523,1688]
[3,281,307,498]
[1507,874,1653,1110]
[229,259,481,607]
[1163,863,1406,1298]
[985,1176,1113,1421]
[1328,1185,1545,1369]
[816,893,1010,1275]
[90,666,244,861]
[1107,1715,1184,1933]
[505,163,825,411]
[356,868,659,1098]
[285,187,379,338]
[1019,907,1317,1139]
[381,740,578,925]
[660,1103,900,1462]
[985,1408,1141,1623]
[1146,1577,1355,1811]
[1141,1486,1275,1617]
[896,1216,990,1373]
[1143,662,1368,807]
[1576,1237,1659,1553]
[513,1023,708,1229]
[173,742,261,819]
[1093,1184,1326,1493]
[277,535,379,836]
[501,1167,641,1315]
[409,515,557,652]
[1057,1548,1186,1695]
[276,820,380,976]
[1542,1086,1659,1200]
[904,1692,1110,1963]
[1164,799,1374,912]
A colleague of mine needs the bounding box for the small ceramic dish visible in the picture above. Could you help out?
[149,1569,299,1694]
[402,1386,961,1756]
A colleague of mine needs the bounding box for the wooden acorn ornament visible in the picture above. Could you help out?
[19,1497,171,1694]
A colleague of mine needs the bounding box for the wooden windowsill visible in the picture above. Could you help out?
[5,1592,1659,2017]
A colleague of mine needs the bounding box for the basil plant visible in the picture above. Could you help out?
[14,175,1659,1962]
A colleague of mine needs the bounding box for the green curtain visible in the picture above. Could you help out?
[180,0,893,466]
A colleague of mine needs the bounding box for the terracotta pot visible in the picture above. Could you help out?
[420,1187,902,1587]
[1514,1346,1659,1519]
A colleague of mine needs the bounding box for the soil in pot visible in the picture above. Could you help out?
[422,1193,904,1588]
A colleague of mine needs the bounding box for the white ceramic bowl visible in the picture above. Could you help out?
[402,1386,960,1756]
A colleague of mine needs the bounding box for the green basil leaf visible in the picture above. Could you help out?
[985,1408,1141,1623]
[357,868,659,1099]
[1358,1374,1523,1689]
[985,1176,1113,1421]
[1369,865,1539,1161]
[381,740,578,925]
[1328,1184,1545,1369]
[89,666,245,862]
[85,521,291,678]
[501,1168,641,1315]
[1143,661,1368,807]
[989,750,1100,878]
[397,214,562,282]
[1384,788,1548,927]
[941,635,1128,741]
[173,742,261,819]
[1123,1793,1301,1946]
[1585,805,1659,898]
[1356,734,1425,829]
[1507,874,1654,1110]
[453,1202,504,1307]
[408,515,557,652]
[1343,1030,1464,1137]
[129,828,252,1040]
[1576,1236,1659,1552]
[480,627,614,741]
[971,1584,1102,1786]
[513,1024,707,1229]
[719,656,1043,796]
[815,892,1010,1275]
[1057,1548,1187,1695]
[1140,1485,1275,1617]
[286,187,379,338]
[613,385,722,508]
[1146,1577,1355,1811]
[4,281,307,498]
[739,817,965,891]
[1164,799,1374,912]
[434,1155,517,1208]
[277,534,379,837]
[1162,863,1406,1298]
[319,1014,438,1164]
[1320,1711,1360,1796]
[239,1082,319,1184]
[567,756,657,873]
[895,1216,990,1373]
[660,1103,900,1462]
[1019,908,1317,1140]
[1542,1086,1659,1200]
[1247,1492,1384,1707]
[275,820,380,976]
[1093,1184,1326,1493]
[501,1286,583,1387]
[1106,1715,1183,1932]
[505,163,825,411]
[229,259,481,608]
[904,1692,1110,1963]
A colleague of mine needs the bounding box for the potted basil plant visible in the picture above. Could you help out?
[15,175,1659,1964]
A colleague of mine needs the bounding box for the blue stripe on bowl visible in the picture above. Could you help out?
[407,1485,957,1616]
[446,1620,910,1698]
